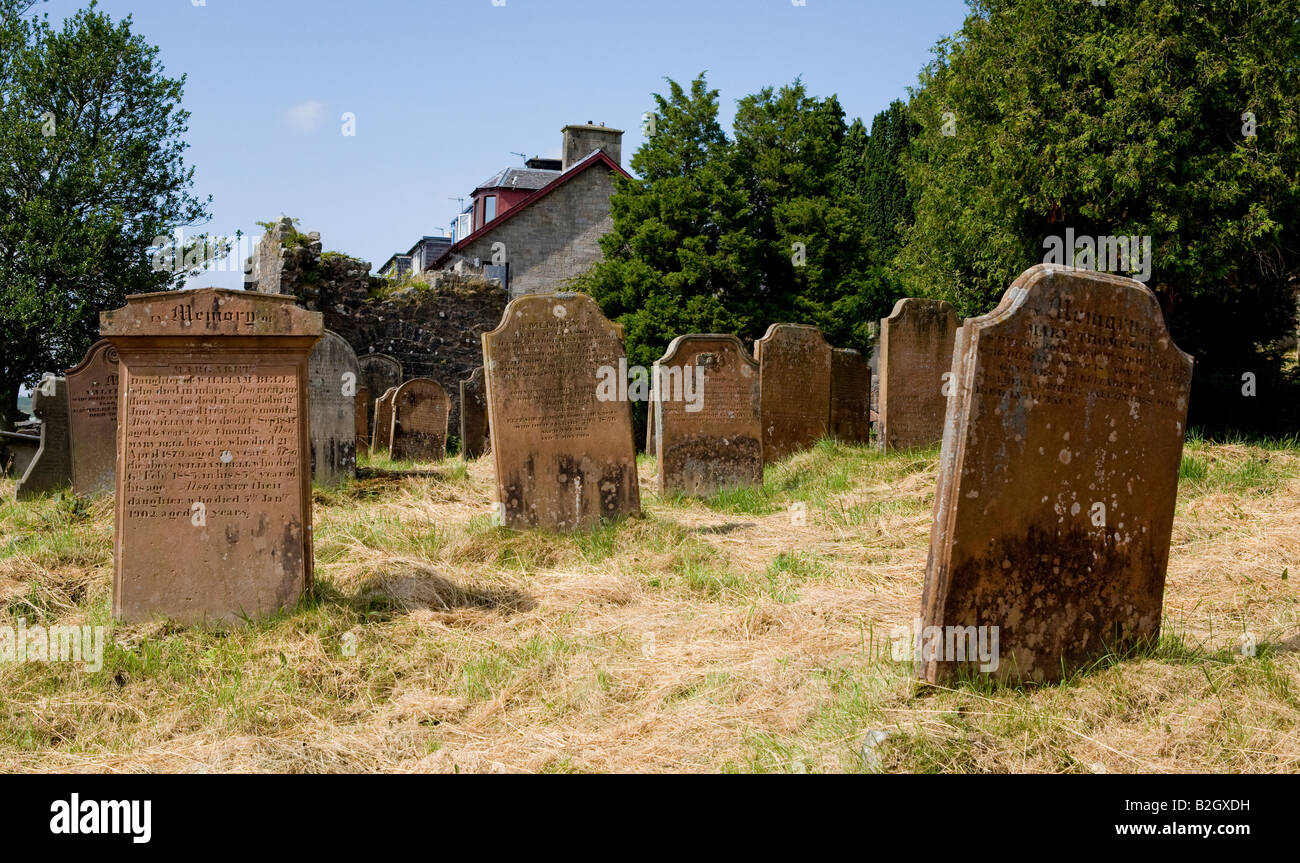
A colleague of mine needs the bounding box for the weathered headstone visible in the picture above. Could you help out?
[65,340,120,495]
[101,288,323,623]
[371,387,397,456]
[653,334,762,496]
[754,324,831,462]
[921,265,1194,684]
[879,298,959,451]
[15,375,72,500]
[355,385,370,457]
[1,431,40,478]
[459,367,490,459]
[390,378,449,462]
[358,353,402,429]
[483,292,640,529]
[830,347,871,444]
[307,330,359,485]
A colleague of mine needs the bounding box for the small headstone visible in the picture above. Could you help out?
[371,387,398,456]
[921,265,1194,684]
[830,348,871,444]
[754,323,831,462]
[15,375,72,499]
[459,367,490,459]
[355,385,370,458]
[390,378,449,462]
[100,288,323,623]
[308,330,360,485]
[1,431,40,478]
[65,340,121,495]
[358,353,402,429]
[879,298,959,450]
[653,334,761,496]
[483,292,640,529]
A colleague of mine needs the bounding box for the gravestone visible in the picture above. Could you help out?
[15,375,72,500]
[879,298,959,451]
[483,292,640,529]
[830,348,871,444]
[101,288,323,624]
[653,334,762,496]
[66,340,121,495]
[355,385,370,457]
[1,431,40,478]
[307,330,359,485]
[358,354,402,429]
[390,378,449,462]
[921,265,1193,684]
[459,367,490,459]
[754,324,831,462]
[371,387,397,456]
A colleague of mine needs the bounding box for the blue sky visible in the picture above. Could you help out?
[37,0,972,287]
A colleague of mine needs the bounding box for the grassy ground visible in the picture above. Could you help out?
[0,437,1297,773]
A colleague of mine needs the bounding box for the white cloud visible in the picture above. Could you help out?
[284,99,327,132]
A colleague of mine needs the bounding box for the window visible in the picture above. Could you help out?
[483,195,497,223]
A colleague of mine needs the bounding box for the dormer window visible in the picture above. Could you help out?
[483,195,497,224]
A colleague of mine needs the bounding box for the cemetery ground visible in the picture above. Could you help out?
[0,439,1297,773]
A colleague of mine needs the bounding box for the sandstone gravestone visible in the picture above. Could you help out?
[101,289,323,623]
[483,292,640,529]
[830,348,871,444]
[371,387,397,456]
[653,334,761,496]
[390,378,449,462]
[355,385,370,457]
[308,330,360,485]
[879,298,959,451]
[921,265,1193,684]
[754,324,831,462]
[66,340,120,495]
[459,367,490,459]
[358,354,402,429]
[15,375,72,499]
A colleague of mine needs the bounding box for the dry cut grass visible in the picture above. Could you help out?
[0,437,1296,773]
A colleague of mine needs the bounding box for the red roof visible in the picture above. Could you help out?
[432,150,631,267]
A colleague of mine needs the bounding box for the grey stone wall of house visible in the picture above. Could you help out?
[442,164,617,298]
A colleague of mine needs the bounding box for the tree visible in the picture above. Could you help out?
[0,0,211,429]
[897,0,1300,432]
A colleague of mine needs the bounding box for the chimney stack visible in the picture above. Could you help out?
[561,123,623,171]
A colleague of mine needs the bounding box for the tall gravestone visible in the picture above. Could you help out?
[390,378,450,462]
[483,292,640,529]
[879,298,959,451]
[15,375,72,500]
[830,348,871,444]
[371,387,397,457]
[754,324,832,463]
[66,340,121,495]
[101,289,322,623]
[653,334,762,496]
[307,330,360,485]
[358,354,402,429]
[459,367,490,459]
[355,385,370,457]
[921,265,1193,684]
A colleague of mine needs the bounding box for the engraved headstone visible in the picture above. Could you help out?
[754,324,831,462]
[459,367,490,459]
[101,289,323,623]
[66,340,121,495]
[921,265,1193,684]
[358,354,402,429]
[653,334,761,496]
[308,330,359,485]
[879,298,959,451]
[390,378,449,462]
[483,292,640,529]
[830,348,871,444]
[15,375,72,499]
[355,385,370,458]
